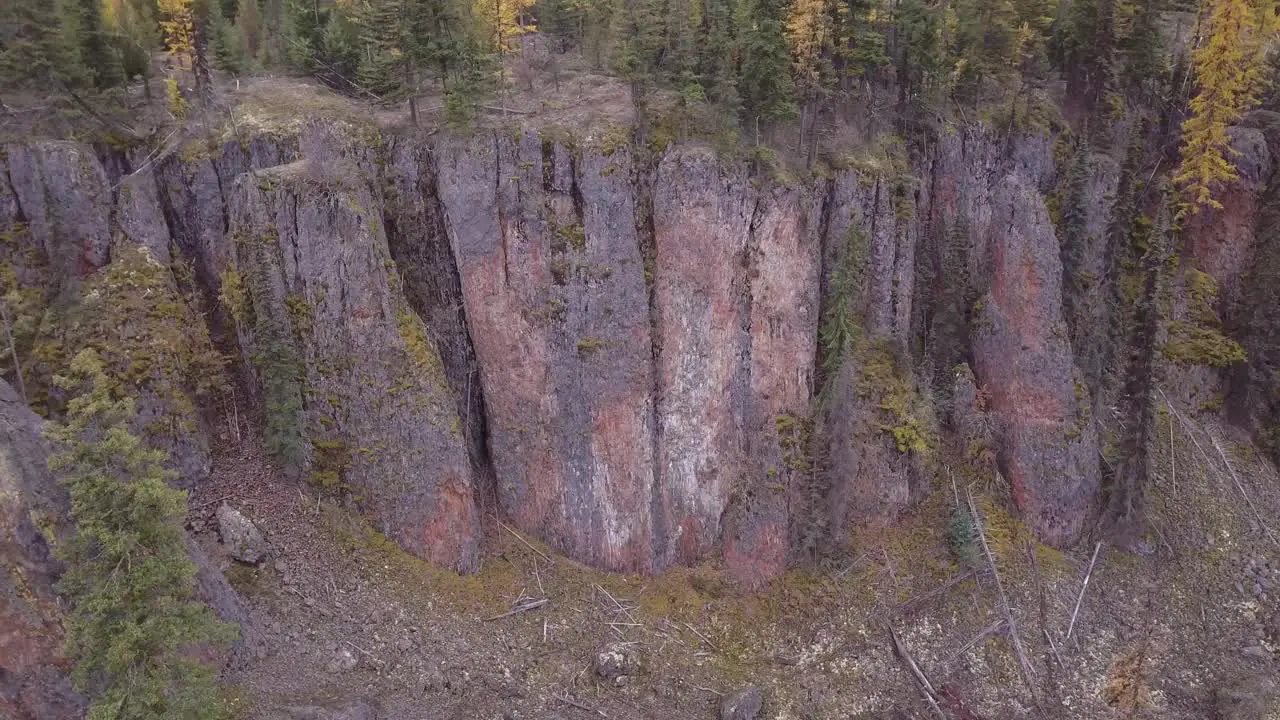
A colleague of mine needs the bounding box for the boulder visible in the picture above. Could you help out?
[217,505,268,564]
[721,685,763,720]
[592,642,641,680]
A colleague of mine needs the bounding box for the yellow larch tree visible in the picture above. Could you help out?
[1174,0,1278,215]
[157,0,195,69]
[475,0,537,53]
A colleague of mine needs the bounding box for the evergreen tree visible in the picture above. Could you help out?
[1107,198,1171,546]
[951,0,1055,102]
[0,0,89,89]
[74,0,127,88]
[285,0,330,70]
[612,0,666,130]
[1062,0,1117,112]
[894,0,945,110]
[235,0,263,60]
[192,0,214,102]
[47,349,235,720]
[108,0,163,86]
[738,0,796,132]
[829,0,889,88]
[699,0,742,110]
[1115,0,1164,104]
[211,2,247,75]
[357,0,413,98]
[790,0,835,150]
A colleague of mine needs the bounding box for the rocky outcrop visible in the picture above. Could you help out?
[0,142,214,485]
[223,128,480,571]
[0,118,1157,579]
[0,380,81,720]
[435,132,659,572]
[971,175,1099,546]
[3,142,112,286]
[217,505,269,564]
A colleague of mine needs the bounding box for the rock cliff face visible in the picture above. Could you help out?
[0,380,81,720]
[9,116,1273,585]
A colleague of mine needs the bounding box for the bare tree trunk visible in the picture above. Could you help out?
[0,302,28,405]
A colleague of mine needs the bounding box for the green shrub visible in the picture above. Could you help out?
[47,349,236,720]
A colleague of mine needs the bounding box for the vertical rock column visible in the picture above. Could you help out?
[971,174,1099,546]
[224,138,479,571]
[723,184,821,586]
[651,147,755,567]
[433,132,658,571]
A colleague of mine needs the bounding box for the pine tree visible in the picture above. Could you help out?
[192,0,214,102]
[789,0,834,151]
[285,0,330,69]
[475,0,536,53]
[74,0,127,88]
[0,0,88,89]
[1107,198,1171,546]
[357,0,412,98]
[699,0,742,110]
[235,0,263,59]
[894,0,945,110]
[1062,0,1117,112]
[106,0,163,86]
[612,0,666,130]
[1115,0,1164,104]
[738,0,796,132]
[1174,0,1276,214]
[1058,140,1091,338]
[211,2,247,75]
[47,349,236,720]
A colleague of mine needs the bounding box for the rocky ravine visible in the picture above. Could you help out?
[1,115,1274,592]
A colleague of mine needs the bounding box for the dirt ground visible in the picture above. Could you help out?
[185,394,1280,720]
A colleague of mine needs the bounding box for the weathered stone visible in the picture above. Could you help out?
[592,642,641,680]
[3,142,112,284]
[0,380,83,720]
[217,504,269,564]
[723,181,822,587]
[970,174,1099,547]
[721,685,763,720]
[189,537,262,668]
[225,127,479,572]
[651,147,754,568]
[325,649,360,674]
[434,132,658,572]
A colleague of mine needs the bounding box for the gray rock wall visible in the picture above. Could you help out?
[0,118,1181,579]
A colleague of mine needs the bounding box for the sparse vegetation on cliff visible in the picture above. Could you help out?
[1163,269,1247,368]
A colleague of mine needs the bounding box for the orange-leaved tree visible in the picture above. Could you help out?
[1174,0,1277,215]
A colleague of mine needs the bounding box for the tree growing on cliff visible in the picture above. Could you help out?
[1174,0,1277,214]
[46,348,235,720]
[1106,199,1171,545]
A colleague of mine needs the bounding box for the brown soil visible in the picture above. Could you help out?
[186,401,1280,720]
